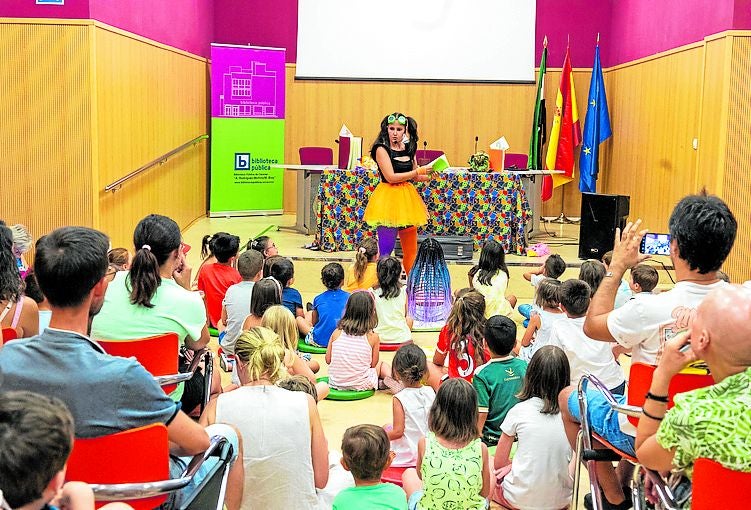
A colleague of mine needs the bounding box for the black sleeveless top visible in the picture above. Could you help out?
[371,143,414,181]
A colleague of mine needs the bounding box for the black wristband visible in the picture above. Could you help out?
[646,392,669,403]
[642,408,664,421]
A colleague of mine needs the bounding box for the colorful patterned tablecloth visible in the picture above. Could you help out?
[315,168,530,254]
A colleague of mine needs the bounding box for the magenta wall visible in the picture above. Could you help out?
[89,0,213,57]
[0,0,89,18]
[609,0,735,64]
[536,0,612,67]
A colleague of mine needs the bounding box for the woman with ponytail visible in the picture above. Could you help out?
[91,214,209,406]
[200,327,330,509]
[0,220,38,338]
[363,112,434,276]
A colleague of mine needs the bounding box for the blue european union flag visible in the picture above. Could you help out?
[579,45,611,193]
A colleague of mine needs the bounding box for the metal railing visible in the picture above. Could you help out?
[103,134,208,192]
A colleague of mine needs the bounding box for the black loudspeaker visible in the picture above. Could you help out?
[395,235,474,261]
[578,193,630,260]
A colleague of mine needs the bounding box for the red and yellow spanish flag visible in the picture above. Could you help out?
[542,45,581,201]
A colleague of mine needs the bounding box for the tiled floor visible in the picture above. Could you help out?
[184,214,647,509]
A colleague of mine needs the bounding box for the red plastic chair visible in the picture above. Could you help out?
[692,458,751,510]
[625,362,714,427]
[415,150,445,166]
[98,333,191,394]
[67,424,233,510]
[299,147,334,166]
[381,465,408,487]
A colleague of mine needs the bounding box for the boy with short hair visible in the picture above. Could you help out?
[629,264,659,295]
[473,315,528,446]
[306,262,350,347]
[333,425,407,510]
[0,390,132,510]
[549,280,626,394]
[219,249,264,355]
[269,257,310,335]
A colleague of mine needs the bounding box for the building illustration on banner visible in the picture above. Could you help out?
[220,61,277,118]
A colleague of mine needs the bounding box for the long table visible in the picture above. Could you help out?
[315,167,531,254]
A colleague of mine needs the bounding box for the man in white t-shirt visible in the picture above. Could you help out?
[559,192,737,510]
[549,279,626,394]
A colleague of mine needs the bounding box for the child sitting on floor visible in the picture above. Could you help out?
[473,315,527,447]
[406,237,452,330]
[306,262,350,347]
[470,239,516,317]
[629,263,659,296]
[0,390,133,510]
[218,250,264,355]
[385,344,436,467]
[333,425,407,510]
[427,289,489,389]
[372,256,413,346]
[269,258,310,336]
[246,235,279,259]
[518,278,565,361]
[402,378,490,510]
[492,346,573,510]
[197,232,242,328]
[519,253,565,326]
[326,291,394,392]
[343,237,379,292]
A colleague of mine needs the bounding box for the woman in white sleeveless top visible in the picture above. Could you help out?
[200,327,329,510]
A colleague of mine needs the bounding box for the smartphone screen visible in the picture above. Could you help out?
[640,233,671,255]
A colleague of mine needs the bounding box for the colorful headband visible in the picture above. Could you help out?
[387,114,407,125]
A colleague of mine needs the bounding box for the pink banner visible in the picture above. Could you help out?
[210,44,286,119]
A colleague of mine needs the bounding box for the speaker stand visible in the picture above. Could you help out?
[546,189,580,224]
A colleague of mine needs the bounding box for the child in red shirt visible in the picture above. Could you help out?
[197,232,241,327]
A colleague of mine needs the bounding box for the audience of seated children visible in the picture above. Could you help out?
[402,378,490,510]
[427,289,488,389]
[470,239,517,317]
[107,247,132,271]
[268,257,310,336]
[519,253,566,326]
[218,249,264,355]
[246,235,279,259]
[518,278,565,362]
[0,225,243,510]
[372,256,413,345]
[629,263,658,296]
[326,291,394,391]
[579,259,606,297]
[90,214,211,413]
[22,269,52,333]
[0,220,39,338]
[261,305,328,400]
[492,346,573,510]
[385,344,436,467]
[333,424,408,510]
[473,315,527,447]
[0,391,134,510]
[343,237,379,292]
[307,262,350,347]
[550,279,626,394]
[200,327,328,510]
[197,232,242,328]
[602,251,633,307]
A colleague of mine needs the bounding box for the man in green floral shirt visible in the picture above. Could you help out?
[636,284,751,477]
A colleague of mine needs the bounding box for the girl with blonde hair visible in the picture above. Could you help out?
[200,327,330,510]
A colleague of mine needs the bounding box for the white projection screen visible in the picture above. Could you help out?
[296,0,536,83]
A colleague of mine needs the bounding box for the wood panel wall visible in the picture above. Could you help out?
[0,21,95,239]
[93,25,209,248]
[1,19,208,251]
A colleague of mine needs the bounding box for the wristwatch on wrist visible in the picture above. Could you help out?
[605,271,614,277]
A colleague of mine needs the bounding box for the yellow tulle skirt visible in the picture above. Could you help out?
[364,182,428,227]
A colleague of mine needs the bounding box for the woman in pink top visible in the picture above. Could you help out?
[326,291,392,391]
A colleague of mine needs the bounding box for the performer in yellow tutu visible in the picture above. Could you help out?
[363,112,433,275]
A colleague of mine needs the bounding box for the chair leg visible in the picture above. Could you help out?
[572,430,583,510]
[201,351,213,415]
